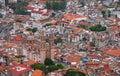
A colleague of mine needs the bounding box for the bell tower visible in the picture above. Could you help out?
[49,32,54,49]
[39,31,47,63]
[47,32,55,59]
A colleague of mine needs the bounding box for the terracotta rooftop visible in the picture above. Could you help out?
[32,70,43,76]
[64,14,87,21]
[7,64,32,76]
[0,66,4,71]
[104,49,120,57]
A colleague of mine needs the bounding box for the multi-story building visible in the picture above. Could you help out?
[25,31,55,63]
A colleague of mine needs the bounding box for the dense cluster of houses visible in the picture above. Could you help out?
[0,0,120,76]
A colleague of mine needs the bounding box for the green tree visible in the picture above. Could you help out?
[64,70,86,76]
[26,28,32,31]
[117,0,120,6]
[48,65,58,72]
[16,19,22,22]
[43,23,52,27]
[54,38,62,44]
[89,24,106,32]
[44,58,55,66]
[32,28,37,33]
[46,2,51,9]
[81,2,85,7]
[9,1,29,15]
[56,64,64,69]
[45,0,66,11]
[5,0,9,6]
[51,13,56,17]
[101,10,106,18]
[0,13,3,18]
[31,63,46,70]
[26,28,37,33]
[46,38,49,42]
[108,10,111,17]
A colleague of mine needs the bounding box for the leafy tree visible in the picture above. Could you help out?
[26,28,37,33]
[0,13,3,18]
[64,70,86,76]
[31,59,64,75]
[5,0,9,6]
[43,68,49,74]
[54,38,62,44]
[43,23,52,27]
[44,58,55,66]
[108,10,111,17]
[46,38,49,42]
[51,13,56,17]
[32,28,37,33]
[48,65,58,72]
[15,55,25,58]
[89,24,106,32]
[56,64,64,69]
[81,2,85,7]
[16,19,22,22]
[31,63,46,70]
[47,64,64,72]
[101,10,106,18]
[101,10,111,18]
[117,0,120,6]
[45,0,66,11]
[46,2,51,9]
[26,28,32,31]
[8,1,29,15]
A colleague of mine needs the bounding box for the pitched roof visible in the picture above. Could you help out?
[0,66,4,71]
[7,64,32,76]
[26,60,36,65]
[104,49,120,57]
[64,14,87,21]
[32,70,43,76]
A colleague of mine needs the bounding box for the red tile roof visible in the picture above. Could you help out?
[32,70,43,76]
[104,49,120,57]
[7,64,32,76]
[64,14,87,21]
[15,35,22,41]
[85,63,100,66]
[88,54,108,58]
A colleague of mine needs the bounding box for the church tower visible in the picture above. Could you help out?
[39,31,47,63]
[47,32,55,59]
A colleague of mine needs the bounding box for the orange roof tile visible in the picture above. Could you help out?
[104,49,120,57]
[0,66,4,71]
[103,64,111,72]
[32,70,43,76]
[107,18,116,22]
[12,60,19,65]
[70,33,76,38]
[66,54,83,62]
[79,22,89,26]
[26,60,36,65]
[73,28,83,33]
[64,14,87,21]
[97,5,106,9]
[102,59,109,63]
[84,45,93,49]
[109,26,119,31]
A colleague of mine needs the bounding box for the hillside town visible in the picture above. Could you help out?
[0,0,120,76]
